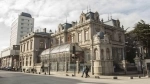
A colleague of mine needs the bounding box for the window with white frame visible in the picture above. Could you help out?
[30,41,32,49]
[85,30,89,41]
[101,49,104,60]
[118,34,122,42]
[39,40,44,48]
[27,41,29,50]
[71,34,74,43]
[29,57,32,66]
[106,48,110,60]
[23,57,24,66]
[26,57,28,66]
[60,37,64,44]
[78,32,82,42]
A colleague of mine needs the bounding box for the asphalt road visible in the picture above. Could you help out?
[0,70,107,84]
[1,70,150,84]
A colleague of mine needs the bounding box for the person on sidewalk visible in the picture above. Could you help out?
[85,66,90,78]
[81,66,86,77]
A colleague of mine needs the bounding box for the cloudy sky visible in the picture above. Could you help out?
[0,0,150,51]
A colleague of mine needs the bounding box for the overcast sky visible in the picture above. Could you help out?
[0,0,150,51]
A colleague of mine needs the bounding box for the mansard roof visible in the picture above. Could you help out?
[62,23,72,29]
[85,11,95,20]
[104,19,120,27]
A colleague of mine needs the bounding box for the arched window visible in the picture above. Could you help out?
[71,34,74,43]
[106,48,110,60]
[67,34,71,43]
[78,32,82,42]
[30,41,32,49]
[85,30,89,41]
[23,57,24,66]
[26,57,28,66]
[59,28,60,32]
[55,38,59,44]
[81,17,83,23]
[101,49,104,60]
[27,41,29,50]
[60,37,64,44]
[29,56,32,66]
[94,48,98,60]
[118,34,121,42]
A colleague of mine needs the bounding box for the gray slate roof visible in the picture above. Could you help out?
[20,12,32,18]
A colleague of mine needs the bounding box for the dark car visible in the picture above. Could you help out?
[6,67,12,71]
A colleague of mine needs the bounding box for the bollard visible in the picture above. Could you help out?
[45,72,46,75]
[95,76,100,79]
[66,74,69,76]
[39,72,41,74]
[138,75,141,78]
[113,76,117,79]
[72,74,75,77]
[130,76,133,79]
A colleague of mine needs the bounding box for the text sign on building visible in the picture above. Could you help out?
[13,45,20,50]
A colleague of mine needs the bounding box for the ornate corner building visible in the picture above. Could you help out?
[19,11,125,75]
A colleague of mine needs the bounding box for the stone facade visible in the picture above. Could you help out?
[18,11,125,75]
[39,11,125,75]
[0,47,19,70]
[19,28,50,72]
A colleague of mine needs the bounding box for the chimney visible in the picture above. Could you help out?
[43,28,46,33]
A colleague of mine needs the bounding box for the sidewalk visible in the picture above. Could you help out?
[26,71,149,80]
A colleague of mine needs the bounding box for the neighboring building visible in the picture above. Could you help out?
[10,12,34,48]
[0,47,12,69]
[19,28,50,72]
[0,12,34,70]
[39,11,125,75]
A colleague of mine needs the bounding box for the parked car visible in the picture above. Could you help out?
[6,67,12,71]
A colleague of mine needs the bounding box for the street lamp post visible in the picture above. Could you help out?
[48,30,53,75]
[139,53,144,74]
[71,45,77,76]
[72,54,77,76]
[13,45,19,71]
[33,49,38,73]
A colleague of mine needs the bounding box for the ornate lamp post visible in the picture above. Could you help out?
[72,45,77,76]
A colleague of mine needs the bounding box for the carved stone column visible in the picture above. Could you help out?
[90,60,94,75]
[93,60,102,75]
[76,61,80,73]
[56,62,58,72]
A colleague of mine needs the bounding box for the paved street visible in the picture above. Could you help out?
[0,70,150,84]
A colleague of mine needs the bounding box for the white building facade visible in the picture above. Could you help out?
[10,12,34,48]
[0,12,34,70]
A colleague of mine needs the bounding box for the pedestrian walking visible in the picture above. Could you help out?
[81,66,86,77]
[85,66,90,78]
